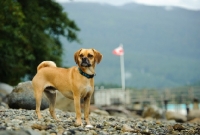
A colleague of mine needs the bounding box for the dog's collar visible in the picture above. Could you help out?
[78,68,95,79]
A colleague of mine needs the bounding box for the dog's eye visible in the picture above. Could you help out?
[79,54,84,58]
[88,54,93,58]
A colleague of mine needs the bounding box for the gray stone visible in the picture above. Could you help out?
[0,82,13,103]
[8,81,49,110]
[92,109,109,116]
[55,91,75,112]
[187,110,200,121]
[0,82,13,93]
[142,105,164,119]
[165,111,187,122]
[0,130,40,135]
[0,102,8,109]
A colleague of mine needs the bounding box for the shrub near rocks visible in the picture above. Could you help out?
[8,81,49,110]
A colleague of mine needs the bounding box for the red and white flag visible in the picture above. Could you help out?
[113,45,124,56]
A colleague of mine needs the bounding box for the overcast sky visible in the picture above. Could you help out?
[56,0,200,10]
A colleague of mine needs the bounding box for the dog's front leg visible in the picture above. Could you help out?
[84,95,92,126]
[73,95,82,126]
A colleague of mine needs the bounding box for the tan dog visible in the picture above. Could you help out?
[32,48,102,127]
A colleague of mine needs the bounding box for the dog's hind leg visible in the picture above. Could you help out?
[44,89,57,120]
[34,88,43,119]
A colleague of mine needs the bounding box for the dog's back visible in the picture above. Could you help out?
[37,61,56,71]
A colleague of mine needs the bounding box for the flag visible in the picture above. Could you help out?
[113,45,124,56]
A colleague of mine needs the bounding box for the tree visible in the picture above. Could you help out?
[0,0,79,85]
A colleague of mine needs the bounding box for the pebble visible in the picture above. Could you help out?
[0,108,200,135]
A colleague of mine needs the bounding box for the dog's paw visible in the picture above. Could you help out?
[74,122,83,127]
[54,118,61,122]
[38,118,44,122]
[85,125,94,129]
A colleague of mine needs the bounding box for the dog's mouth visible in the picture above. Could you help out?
[81,62,91,67]
[81,58,91,67]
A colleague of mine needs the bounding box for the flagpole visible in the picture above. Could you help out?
[120,44,125,91]
[113,44,126,104]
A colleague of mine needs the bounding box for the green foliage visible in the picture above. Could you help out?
[0,0,79,85]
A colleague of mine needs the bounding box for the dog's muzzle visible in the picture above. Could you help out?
[81,57,91,67]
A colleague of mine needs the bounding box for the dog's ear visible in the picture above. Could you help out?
[92,49,103,64]
[74,49,82,64]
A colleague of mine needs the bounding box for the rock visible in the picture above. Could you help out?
[92,109,109,116]
[189,117,200,123]
[63,129,76,135]
[85,125,94,129]
[30,129,44,135]
[0,82,13,93]
[187,110,200,121]
[31,124,52,130]
[0,130,29,135]
[193,98,199,110]
[95,124,104,129]
[55,92,75,112]
[165,111,187,123]
[101,105,131,117]
[0,102,9,109]
[142,105,164,119]
[121,124,134,132]
[166,125,174,134]
[0,82,13,103]
[172,124,185,131]
[7,81,49,110]
[87,130,97,135]
[195,127,200,134]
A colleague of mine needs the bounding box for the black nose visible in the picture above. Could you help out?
[82,57,89,63]
[82,57,87,61]
[81,57,91,67]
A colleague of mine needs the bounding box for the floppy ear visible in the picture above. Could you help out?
[74,49,82,64]
[92,49,103,64]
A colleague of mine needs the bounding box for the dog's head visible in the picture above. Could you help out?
[74,48,102,67]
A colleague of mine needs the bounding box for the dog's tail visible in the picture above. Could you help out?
[37,61,57,72]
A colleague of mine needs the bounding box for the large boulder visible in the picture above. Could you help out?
[0,82,13,103]
[142,105,164,119]
[8,81,49,110]
[165,111,187,122]
[101,105,132,118]
[187,110,200,121]
[0,82,13,93]
[91,109,110,116]
[55,92,75,112]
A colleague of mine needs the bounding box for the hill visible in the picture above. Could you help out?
[59,2,200,88]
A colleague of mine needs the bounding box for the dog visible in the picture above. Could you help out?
[32,48,102,127]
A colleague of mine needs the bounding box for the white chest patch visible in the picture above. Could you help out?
[85,85,92,92]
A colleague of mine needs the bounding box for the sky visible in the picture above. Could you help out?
[56,0,200,10]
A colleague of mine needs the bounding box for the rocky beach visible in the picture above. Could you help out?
[0,82,200,135]
[0,107,200,135]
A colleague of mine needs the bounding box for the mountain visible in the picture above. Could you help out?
[59,2,200,88]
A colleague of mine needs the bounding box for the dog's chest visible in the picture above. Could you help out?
[84,85,92,92]
[81,79,93,92]
[80,83,93,98]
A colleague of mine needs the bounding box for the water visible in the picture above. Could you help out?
[166,103,200,115]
